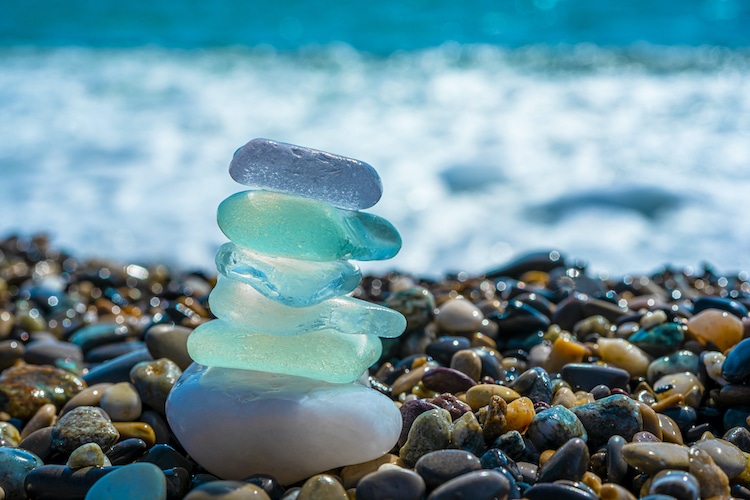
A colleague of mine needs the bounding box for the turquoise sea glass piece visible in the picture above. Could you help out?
[209,275,406,338]
[229,138,383,210]
[217,190,401,261]
[186,319,383,383]
[215,242,362,307]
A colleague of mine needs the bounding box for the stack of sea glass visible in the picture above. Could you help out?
[166,139,406,484]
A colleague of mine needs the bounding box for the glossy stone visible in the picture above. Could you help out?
[561,363,630,392]
[215,243,362,307]
[0,364,85,419]
[693,296,748,318]
[414,449,481,488]
[527,405,587,451]
[687,309,744,351]
[24,339,83,366]
[356,467,426,500]
[435,298,484,333]
[648,470,699,500]
[166,364,401,485]
[51,406,120,454]
[722,338,750,384]
[449,411,485,456]
[340,454,400,489]
[82,348,154,386]
[229,138,382,210]
[692,438,746,478]
[217,190,401,261]
[0,446,44,500]
[628,323,685,357]
[399,409,452,467]
[652,372,704,408]
[421,367,476,394]
[450,349,482,382]
[185,481,272,500]
[385,286,436,332]
[538,437,589,482]
[84,462,167,500]
[523,481,598,500]
[208,274,405,337]
[187,319,382,383]
[571,395,643,449]
[67,442,111,469]
[596,338,651,378]
[621,442,689,474]
[426,470,510,500]
[144,324,194,371]
[688,446,730,498]
[647,350,700,385]
[100,382,142,422]
[129,358,182,414]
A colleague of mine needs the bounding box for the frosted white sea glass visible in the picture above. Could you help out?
[214,242,361,307]
[208,274,406,338]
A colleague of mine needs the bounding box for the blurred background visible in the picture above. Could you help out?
[1,0,749,277]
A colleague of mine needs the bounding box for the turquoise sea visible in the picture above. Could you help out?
[2,1,750,276]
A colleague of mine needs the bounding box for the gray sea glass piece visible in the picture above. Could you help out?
[229,138,383,210]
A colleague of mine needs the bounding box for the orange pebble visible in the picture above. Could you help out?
[687,309,743,351]
[503,396,535,434]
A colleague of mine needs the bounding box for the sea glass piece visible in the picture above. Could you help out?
[186,320,383,383]
[215,242,362,307]
[209,275,406,338]
[218,190,401,261]
[229,138,383,210]
[166,364,402,484]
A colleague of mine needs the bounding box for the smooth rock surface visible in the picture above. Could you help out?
[414,449,481,488]
[215,242,361,307]
[0,447,43,500]
[426,470,510,500]
[229,138,383,210]
[217,190,401,262]
[84,462,167,500]
[208,274,405,337]
[356,467,426,500]
[166,364,401,485]
[571,395,643,449]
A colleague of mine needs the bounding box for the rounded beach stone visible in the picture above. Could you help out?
[216,242,362,308]
[84,462,167,500]
[693,296,748,318]
[648,469,699,500]
[0,364,85,419]
[166,364,401,485]
[399,409,452,467]
[538,437,589,482]
[688,309,743,351]
[129,358,182,414]
[82,348,154,386]
[21,403,57,439]
[51,405,120,454]
[692,438,746,478]
[356,467,425,500]
[621,442,689,474]
[607,435,629,485]
[0,447,43,499]
[425,337,471,366]
[229,138,383,210]
[722,338,750,384]
[0,339,24,370]
[527,405,587,451]
[100,382,142,422]
[571,394,643,449]
[113,422,156,448]
[187,319,382,384]
[421,367,476,394]
[385,286,436,332]
[628,322,685,357]
[652,372,704,408]
[107,438,149,465]
[561,363,630,392]
[340,453,400,489]
[435,298,484,332]
[297,474,347,500]
[596,338,651,378]
[398,399,439,447]
[217,190,400,262]
[18,426,53,461]
[60,383,113,415]
[414,449,481,488]
[688,446,730,498]
[67,442,111,469]
[208,275,405,338]
[24,339,83,366]
[185,481,272,500]
[465,384,520,410]
[426,470,510,500]
[144,324,194,371]
[450,349,482,381]
[524,481,598,500]
[647,350,700,385]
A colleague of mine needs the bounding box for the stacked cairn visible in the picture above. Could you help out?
[166,139,407,484]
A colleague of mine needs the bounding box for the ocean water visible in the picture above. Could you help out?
[1,1,750,277]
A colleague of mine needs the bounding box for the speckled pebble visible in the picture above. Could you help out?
[356,467,426,500]
[527,404,587,451]
[67,442,112,469]
[628,322,684,357]
[571,395,643,449]
[0,364,85,419]
[100,382,142,422]
[0,446,44,500]
[414,449,481,488]
[426,470,510,500]
[129,358,182,414]
[50,405,120,454]
[184,481,272,500]
[399,409,452,467]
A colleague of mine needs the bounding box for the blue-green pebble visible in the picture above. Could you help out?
[647,350,700,385]
[85,462,166,500]
[628,322,684,358]
[526,405,587,451]
[723,338,750,384]
[0,447,43,500]
[571,395,643,449]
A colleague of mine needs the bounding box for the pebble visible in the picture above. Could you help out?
[628,322,685,357]
[114,421,157,448]
[560,363,630,392]
[356,467,426,500]
[0,446,44,500]
[50,405,120,454]
[185,481,272,500]
[24,339,83,366]
[106,438,150,465]
[692,437,747,478]
[527,405,587,451]
[596,338,652,378]
[398,399,440,447]
[607,435,629,484]
[399,409,452,467]
[0,364,85,419]
[448,411,485,456]
[426,470,510,500]
[425,393,471,420]
[523,481,599,500]
[129,358,182,414]
[688,446,731,498]
[84,462,167,500]
[652,372,704,408]
[100,382,142,421]
[339,453,400,489]
[385,286,436,332]
[621,442,690,474]
[571,395,643,449]
[538,437,589,482]
[722,337,750,384]
[687,309,744,351]
[17,426,53,461]
[414,449,481,488]
[144,324,194,371]
[82,348,154,385]
[297,474,347,500]
[421,366,476,393]
[425,337,471,366]
[647,470,700,500]
[229,138,382,210]
[435,298,484,333]
[20,403,57,439]
[465,384,520,410]
[693,296,749,318]
[646,350,700,385]
[67,442,112,469]
[449,349,482,381]
[60,383,113,415]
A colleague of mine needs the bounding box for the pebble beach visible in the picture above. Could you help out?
[2,233,750,499]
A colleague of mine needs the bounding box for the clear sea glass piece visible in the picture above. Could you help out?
[217,190,401,262]
[186,319,383,383]
[215,242,362,307]
[229,138,383,210]
[209,275,406,338]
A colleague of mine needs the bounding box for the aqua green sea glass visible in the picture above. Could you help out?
[229,138,383,210]
[186,319,383,383]
[209,275,406,338]
[215,242,362,307]
[217,190,401,262]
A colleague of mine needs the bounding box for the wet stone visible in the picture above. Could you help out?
[688,446,730,498]
[129,358,182,414]
[61,383,112,415]
[465,384,520,410]
[67,442,111,469]
[435,298,484,333]
[523,481,599,500]
[107,438,149,465]
[622,442,689,474]
[340,454,400,489]
[399,408,452,467]
[693,296,748,318]
[386,286,435,332]
[137,444,194,474]
[24,465,117,500]
[86,341,147,363]
[421,366,476,394]
[628,322,685,358]
[512,367,552,405]
[297,473,347,500]
[425,337,471,366]
[607,435,629,485]
[472,347,506,382]
[415,449,481,488]
[100,382,142,422]
[448,411,485,456]
[491,430,526,461]
[243,474,286,500]
[51,405,120,454]
[20,403,56,439]
[488,300,550,336]
[84,462,167,500]
[144,324,194,371]
[724,426,750,453]
[356,467,426,500]
[426,470,510,500]
[82,348,154,386]
[687,309,744,351]
[18,426,53,461]
[0,364,85,419]
[450,349,482,381]
[185,481,272,499]
[646,350,700,386]
[398,399,439,447]
[571,395,643,449]
[561,363,630,392]
[692,437,746,479]
[538,437,589,483]
[722,337,750,384]
[68,322,133,353]
[425,393,471,421]
[0,446,44,500]
[527,405,587,451]
[648,470,699,500]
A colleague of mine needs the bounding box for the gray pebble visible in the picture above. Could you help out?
[538,437,589,483]
[571,395,643,449]
[357,467,426,500]
[145,324,194,371]
[427,470,510,500]
[527,405,587,451]
[129,358,182,414]
[648,470,699,500]
[415,449,481,488]
[50,405,119,454]
[399,409,451,467]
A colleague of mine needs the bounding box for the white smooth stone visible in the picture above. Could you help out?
[166,364,402,485]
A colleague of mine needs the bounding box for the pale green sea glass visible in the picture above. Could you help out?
[217,190,401,261]
[186,319,382,383]
[215,242,362,307]
[209,275,406,338]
